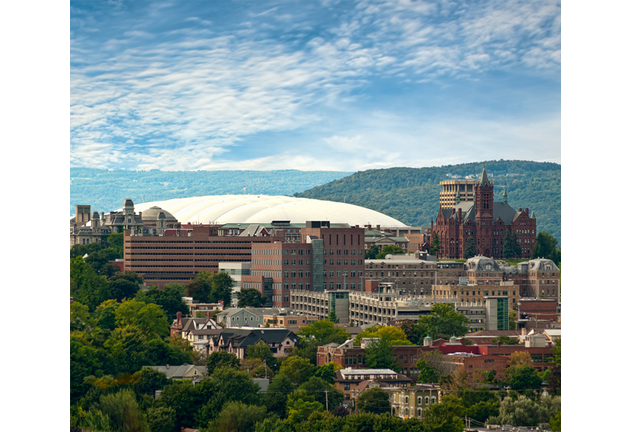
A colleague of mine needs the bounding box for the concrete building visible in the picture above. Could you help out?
[439,180,479,209]
[219,262,251,307]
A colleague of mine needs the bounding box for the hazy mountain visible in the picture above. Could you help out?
[71,160,560,245]
[70,168,353,216]
[295,160,561,245]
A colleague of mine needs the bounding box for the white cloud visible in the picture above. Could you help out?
[70,0,560,171]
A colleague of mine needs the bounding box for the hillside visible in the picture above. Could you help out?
[70,168,353,216]
[295,160,561,245]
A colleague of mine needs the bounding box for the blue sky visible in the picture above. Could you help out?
[70,0,561,172]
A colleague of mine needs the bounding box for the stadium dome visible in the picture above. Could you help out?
[130,195,407,227]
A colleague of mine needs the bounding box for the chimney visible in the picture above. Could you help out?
[176,311,182,327]
[376,225,380,230]
[525,208,529,216]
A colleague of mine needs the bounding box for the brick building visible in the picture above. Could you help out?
[123,225,280,287]
[431,167,536,259]
[241,221,366,309]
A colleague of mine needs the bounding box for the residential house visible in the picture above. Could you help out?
[208,328,298,359]
[143,364,207,382]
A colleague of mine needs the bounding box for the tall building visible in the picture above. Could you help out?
[439,180,479,209]
[241,221,365,309]
[431,167,536,259]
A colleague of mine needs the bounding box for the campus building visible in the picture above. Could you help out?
[241,221,366,309]
[123,225,280,287]
[431,167,537,259]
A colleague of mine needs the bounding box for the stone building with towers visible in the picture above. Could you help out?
[70,198,181,248]
[430,167,537,259]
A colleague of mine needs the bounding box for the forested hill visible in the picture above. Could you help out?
[295,160,561,245]
[70,168,352,216]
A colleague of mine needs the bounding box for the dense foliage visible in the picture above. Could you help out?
[296,160,561,244]
[71,249,560,431]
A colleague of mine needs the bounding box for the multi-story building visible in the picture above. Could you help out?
[390,384,442,419]
[317,338,433,380]
[365,256,436,296]
[334,367,412,407]
[513,259,561,300]
[242,221,366,309]
[124,225,280,287]
[431,167,537,259]
[219,262,251,306]
[439,179,478,209]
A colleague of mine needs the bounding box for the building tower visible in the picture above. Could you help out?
[474,167,494,257]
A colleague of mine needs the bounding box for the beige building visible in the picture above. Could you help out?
[365,256,437,296]
[389,384,442,419]
[439,180,482,208]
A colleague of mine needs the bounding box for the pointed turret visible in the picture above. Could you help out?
[502,189,508,204]
[480,166,491,187]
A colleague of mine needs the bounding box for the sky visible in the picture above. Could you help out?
[70,0,561,172]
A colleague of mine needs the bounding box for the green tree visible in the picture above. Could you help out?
[364,244,380,260]
[550,410,561,432]
[114,299,170,339]
[311,363,337,384]
[286,391,324,425]
[207,351,241,375]
[263,374,296,418]
[429,232,442,259]
[279,356,315,386]
[418,303,468,339]
[145,406,176,432]
[186,275,212,303]
[423,394,465,432]
[237,288,267,307]
[416,350,452,384]
[132,367,170,397]
[502,231,522,259]
[354,325,412,346]
[71,256,111,311]
[365,336,400,371]
[136,284,190,320]
[533,231,561,265]
[463,236,476,259]
[71,301,91,332]
[328,310,340,323]
[294,320,351,364]
[109,272,143,302]
[154,380,199,430]
[298,377,343,411]
[207,401,267,432]
[356,387,391,414]
[106,232,124,258]
[211,272,234,306]
[375,245,405,259]
[96,389,149,432]
[507,365,543,392]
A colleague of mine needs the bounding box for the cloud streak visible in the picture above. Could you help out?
[70,0,560,171]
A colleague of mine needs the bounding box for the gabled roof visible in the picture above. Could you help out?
[143,364,207,380]
[217,328,298,347]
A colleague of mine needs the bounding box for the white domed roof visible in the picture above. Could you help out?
[130,195,407,227]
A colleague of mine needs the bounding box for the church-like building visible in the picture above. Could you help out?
[430,167,536,259]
